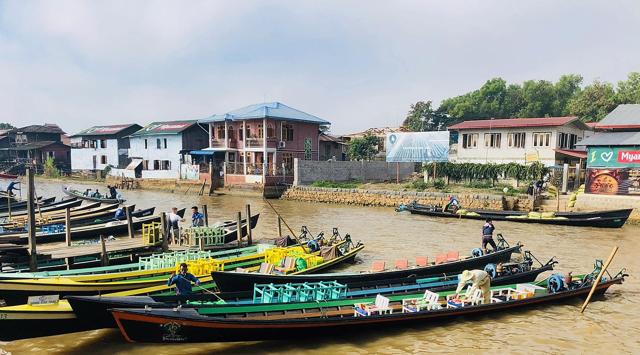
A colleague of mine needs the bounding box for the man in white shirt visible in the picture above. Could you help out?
[167,207,182,244]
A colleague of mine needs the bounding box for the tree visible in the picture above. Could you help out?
[347,135,379,161]
[0,123,15,130]
[517,80,555,117]
[402,101,447,131]
[552,74,583,116]
[616,72,640,104]
[567,80,617,121]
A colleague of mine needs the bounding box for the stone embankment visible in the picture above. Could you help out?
[282,186,534,211]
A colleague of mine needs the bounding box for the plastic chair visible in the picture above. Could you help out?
[371,261,386,272]
[435,254,447,264]
[415,257,428,267]
[394,259,408,270]
[446,250,460,262]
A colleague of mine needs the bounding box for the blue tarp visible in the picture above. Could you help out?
[190,150,216,155]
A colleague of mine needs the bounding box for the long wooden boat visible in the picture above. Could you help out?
[0,208,185,245]
[64,257,554,332]
[0,198,83,218]
[0,172,18,179]
[0,202,110,230]
[398,202,632,228]
[110,270,626,343]
[0,196,56,212]
[63,186,125,203]
[212,241,522,293]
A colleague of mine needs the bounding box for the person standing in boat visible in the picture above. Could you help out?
[454,269,492,304]
[6,181,20,196]
[482,218,498,253]
[167,263,200,295]
[107,185,118,199]
[167,207,182,244]
[191,206,205,227]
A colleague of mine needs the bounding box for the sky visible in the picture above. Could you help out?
[1,1,639,135]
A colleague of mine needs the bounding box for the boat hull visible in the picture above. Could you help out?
[212,244,522,293]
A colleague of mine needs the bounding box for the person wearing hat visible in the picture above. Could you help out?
[455,269,492,304]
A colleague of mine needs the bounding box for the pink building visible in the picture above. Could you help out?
[195,102,330,186]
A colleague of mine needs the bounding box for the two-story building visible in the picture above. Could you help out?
[448,117,591,167]
[123,120,208,179]
[195,102,330,186]
[70,124,142,172]
[0,124,70,171]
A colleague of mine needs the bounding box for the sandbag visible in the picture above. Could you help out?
[541,211,556,218]
[466,212,480,217]
[456,209,468,215]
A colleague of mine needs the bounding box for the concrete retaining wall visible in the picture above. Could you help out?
[293,159,415,185]
[282,185,533,210]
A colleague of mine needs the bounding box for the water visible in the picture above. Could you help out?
[3,180,639,354]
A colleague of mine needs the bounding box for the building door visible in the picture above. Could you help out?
[92,155,97,170]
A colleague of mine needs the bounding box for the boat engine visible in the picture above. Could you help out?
[484,263,497,278]
[471,248,484,258]
[547,273,565,293]
[307,239,320,252]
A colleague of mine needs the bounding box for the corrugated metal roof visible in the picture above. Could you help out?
[596,104,640,128]
[11,124,66,134]
[448,117,581,130]
[577,131,640,146]
[198,102,330,125]
[70,124,141,137]
[130,120,198,137]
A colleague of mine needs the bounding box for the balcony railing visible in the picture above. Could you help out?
[225,162,292,176]
[210,139,237,148]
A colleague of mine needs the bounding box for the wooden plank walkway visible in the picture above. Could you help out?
[36,235,159,259]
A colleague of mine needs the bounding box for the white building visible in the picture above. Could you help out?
[70,124,142,172]
[116,120,208,179]
[448,117,591,166]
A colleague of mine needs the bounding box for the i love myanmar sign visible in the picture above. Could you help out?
[587,146,640,168]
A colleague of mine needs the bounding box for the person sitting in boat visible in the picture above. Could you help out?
[167,263,200,295]
[443,195,460,213]
[191,206,205,227]
[482,218,498,253]
[6,181,20,196]
[83,188,91,196]
[454,269,491,304]
[114,207,125,220]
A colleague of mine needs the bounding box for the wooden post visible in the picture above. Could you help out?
[277,216,282,238]
[245,204,252,246]
[126,205,134,239]
[6,194,10,221]
[99,234,109,266]
[65,207,71,246]
[580,246,619,313]
[556,185,560,212]
[160,212,168,251]
[396,162,399,184]
[203,205,209,227]
[433,163,437,183]
[26,168,37,272]
[236,211,242,247]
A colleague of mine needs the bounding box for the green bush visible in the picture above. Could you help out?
[433,178,446,190]
[43,157,60,178]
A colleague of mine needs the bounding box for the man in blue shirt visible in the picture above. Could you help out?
[114,207,125,220]
[482,218,497,252]
[191,206,205,227]
[167,263,200,295]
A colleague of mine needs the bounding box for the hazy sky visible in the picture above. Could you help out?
[1,1,639,135]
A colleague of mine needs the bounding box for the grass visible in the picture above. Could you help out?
[311,180,362,189]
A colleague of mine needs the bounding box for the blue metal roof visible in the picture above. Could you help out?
[198,102,330,126]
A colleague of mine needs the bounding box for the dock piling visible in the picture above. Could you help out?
[236,211,242,247]
[26,168,37,272]
[203,205,209,227]
[126,205,134,239]
[245,204,252,246]
[65,207,71,246]
[99,234,109,266]
[160,212,168,251]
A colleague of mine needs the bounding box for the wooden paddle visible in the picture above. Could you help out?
[580,246,618,313]
[262,198,303,247]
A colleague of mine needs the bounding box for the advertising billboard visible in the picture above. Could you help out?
[386,131,449,163]
[585,167,640,195]
[587,146,640,168]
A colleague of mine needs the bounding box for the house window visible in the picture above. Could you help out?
[142,160,149,170]
[282,124,294,141]
[216,125,225,139]
[161,160,171,170]
[100,140,107,148]
[257,124,264,139]
[156,139,161,149]
[153,160,160,170]
[246,125,252,139]
[238,127,243,141]
[267,124,275,138]
[282,153,294,173]
[558,133,578,149]
[144,139,148,149]
[46,151,55,158]
[227,126,235,140]
[462,133,478,149]
[507,132,526,148]
[91,140,97,148]
[533,132,551,147]
[163,138,167,149]
[484,133,501,148]
[100,155,107,164]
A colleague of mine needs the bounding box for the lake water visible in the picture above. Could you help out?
[3,180,639,354]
